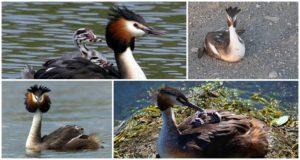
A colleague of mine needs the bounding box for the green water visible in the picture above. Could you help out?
[2,2,186,79]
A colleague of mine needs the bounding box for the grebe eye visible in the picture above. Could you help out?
[133,23,138,28]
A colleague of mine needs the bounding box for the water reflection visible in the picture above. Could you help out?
[2,2,186,79]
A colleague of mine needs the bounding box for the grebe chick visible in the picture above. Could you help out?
[202,7,245,62]
[22,28,119,79]
[23,6,164,79]
[156,86,269,158]
[25,85,100,151]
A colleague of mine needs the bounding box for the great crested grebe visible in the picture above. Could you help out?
[202,7,245,62]
[25,85,100,151]
[23,6,164,79]
[22,28,119,79]
[156,86,269,158]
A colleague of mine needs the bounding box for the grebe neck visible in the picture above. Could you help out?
[115,47,146,79]
[157,107,180,157]
[26,110,42,149]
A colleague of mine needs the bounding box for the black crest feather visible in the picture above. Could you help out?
[27,85,51,94]
[159,86,188,102]
[225,6,241,18]
[108,6,145,24]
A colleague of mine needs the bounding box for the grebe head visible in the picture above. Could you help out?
[74,28,102,45]
[105,6,165,53]
[225,6,241,27]
[157,86,204,111]
[24,85,51,113]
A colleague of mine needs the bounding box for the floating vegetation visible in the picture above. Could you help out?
[114,82,298,158]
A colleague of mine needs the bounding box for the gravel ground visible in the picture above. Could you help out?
[188,2,298,79]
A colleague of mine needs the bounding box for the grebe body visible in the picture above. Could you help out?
[156,87,269,158]
[25,85,100,151]
[22,6,164,79]
[202,7,245,62]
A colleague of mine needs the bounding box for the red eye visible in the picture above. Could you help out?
[134,23,138,28]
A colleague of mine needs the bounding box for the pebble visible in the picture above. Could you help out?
[269,71,278,78]
[264,16,280,23]
[191,47,199,54]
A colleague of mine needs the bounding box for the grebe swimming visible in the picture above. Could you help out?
[25,85,100,151]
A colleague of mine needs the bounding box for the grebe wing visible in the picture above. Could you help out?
[179,119,251,157]
[204,31,229,54]
[64,133,100,150]
[35,57,120,79]
[42,125,84,149]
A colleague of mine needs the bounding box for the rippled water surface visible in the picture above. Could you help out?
[114,81,298,120]
[2,82,112,158]
[2,2,186,79]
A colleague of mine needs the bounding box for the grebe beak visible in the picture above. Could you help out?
[143,26,166,35]
[181,100,205,113]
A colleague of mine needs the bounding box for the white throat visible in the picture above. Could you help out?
[226,26,245,62]
[26,110,42,149]
[116,47,147,79]
[157,108,180,158]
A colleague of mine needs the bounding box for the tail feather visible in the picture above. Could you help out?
[86,133,103,149]
[21,64,35,79]
[248,119,269,157]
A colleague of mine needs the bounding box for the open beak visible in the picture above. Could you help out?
[143,26,166,36]
[87,32,102,43]
[90,34,102,43]
[181,101,205,112]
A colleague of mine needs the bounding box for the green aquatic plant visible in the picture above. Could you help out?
[114,82,298,158]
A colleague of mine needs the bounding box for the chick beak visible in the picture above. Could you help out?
[91,35,102,43]
[143,26,166,36]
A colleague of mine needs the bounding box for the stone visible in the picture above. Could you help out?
[269,71,278,79]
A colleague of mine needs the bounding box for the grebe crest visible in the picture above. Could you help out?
[225,7,241,27]
[106,6,165,54]
[25,85,51,113]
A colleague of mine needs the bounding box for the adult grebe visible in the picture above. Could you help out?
[22,28,119,79]
[24,6,164,79]
[202,7,245,62]
[25,85,100,151]
[156,86,269,158]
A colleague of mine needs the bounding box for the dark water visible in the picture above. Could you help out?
[114,81,298,120]
[2,2,186,79]
[2,81,112,158]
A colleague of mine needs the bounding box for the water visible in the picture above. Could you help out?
[2,2,186,79]
[114,81,298,120]
[2,81,112,158]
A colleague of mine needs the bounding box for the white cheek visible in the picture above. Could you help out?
[40,95,44,102]
[32,94,37,103]
[126,21,145,37]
